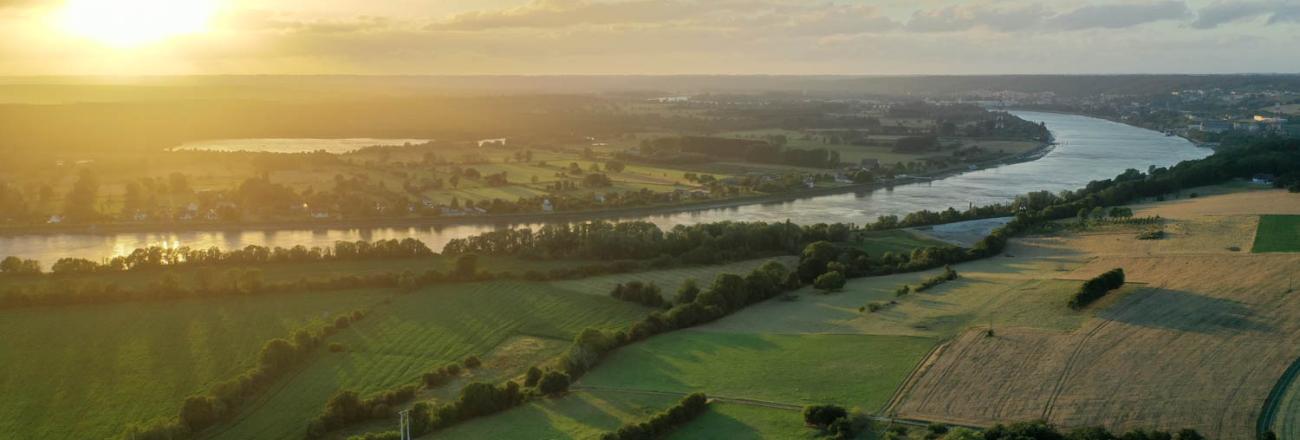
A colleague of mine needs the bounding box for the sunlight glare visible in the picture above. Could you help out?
[59,0,217,48]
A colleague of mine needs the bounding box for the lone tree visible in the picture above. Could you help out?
[813,271,846,293]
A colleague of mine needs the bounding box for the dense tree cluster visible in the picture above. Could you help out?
[599,393,708,440]
[801,404,868,439]
[120,311,366,440]
[0,256,41,275]
[443,220,853,263]
[610,281,667,308]
[25,239,434,274]
[1069,268,1125,310]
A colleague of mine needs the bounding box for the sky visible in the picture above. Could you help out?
[0,0,1298,75]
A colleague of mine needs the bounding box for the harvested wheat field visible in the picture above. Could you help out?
[893,190,1300,440]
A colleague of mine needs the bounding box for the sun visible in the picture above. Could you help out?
[59,0,217,48]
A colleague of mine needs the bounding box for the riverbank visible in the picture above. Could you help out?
[1007,107,1220,150]
[0,140,1053,237]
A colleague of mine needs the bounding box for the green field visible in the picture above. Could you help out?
[0,290,387,440]
[210,281,651,440]
[1253,215,1300,253]
[667,402,817,440]
[428,389,678,439]
[579,331,936,411]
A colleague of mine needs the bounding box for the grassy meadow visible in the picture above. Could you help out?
[1253,215,1300,253]
[579,331,936,411]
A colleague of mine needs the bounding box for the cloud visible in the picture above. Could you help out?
[1192,0,1300,28]
[435,0,710,30]
[1048,1,1191,30]
[224,10,402,34]
[907,3,1052,32]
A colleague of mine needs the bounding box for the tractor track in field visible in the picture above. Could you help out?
[1041,315,1113,421]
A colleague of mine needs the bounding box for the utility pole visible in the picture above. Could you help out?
[399,409,411,440]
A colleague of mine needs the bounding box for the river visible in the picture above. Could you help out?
[0,112,1213,268]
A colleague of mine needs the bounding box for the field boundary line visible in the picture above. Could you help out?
[882,337,951,417]
[1256,355,1300,438]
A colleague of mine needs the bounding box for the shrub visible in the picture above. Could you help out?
[813,271,847,292]
[1137,230,1165,240]
[802,404,847,428]
[178,395,220,432]
[538,371,571,395]
[1069,268,1125,310]
[523,366,542,387]
[916,265,958,292]
[422,364,462,388]
[328,343,346,353]
[610,281,667,308]
[463,355,482,369]
[675,278,700,304]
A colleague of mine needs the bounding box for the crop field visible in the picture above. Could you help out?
[0,289,387,440]
[579,331,935,411]
[892,190,1300,439]
[427,389,678,439]
[1253,215,1300,253]
[210,280,651,440]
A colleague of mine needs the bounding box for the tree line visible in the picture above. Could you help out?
[442,220,854,263]
[930,419,1205,440]
[0,255,654,310]
[3,238,433,275]
[118,311,366,440]
[599,393,708,440]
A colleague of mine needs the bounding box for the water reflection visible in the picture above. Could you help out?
[0,112,1212,267]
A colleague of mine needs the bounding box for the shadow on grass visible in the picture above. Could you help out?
[669,408,767,440]
[1098,288,1273,334]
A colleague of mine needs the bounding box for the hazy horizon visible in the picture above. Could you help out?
[2,0,1298,76]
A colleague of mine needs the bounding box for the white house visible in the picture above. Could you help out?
[542,199,555,212]
[47,215,63,224]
